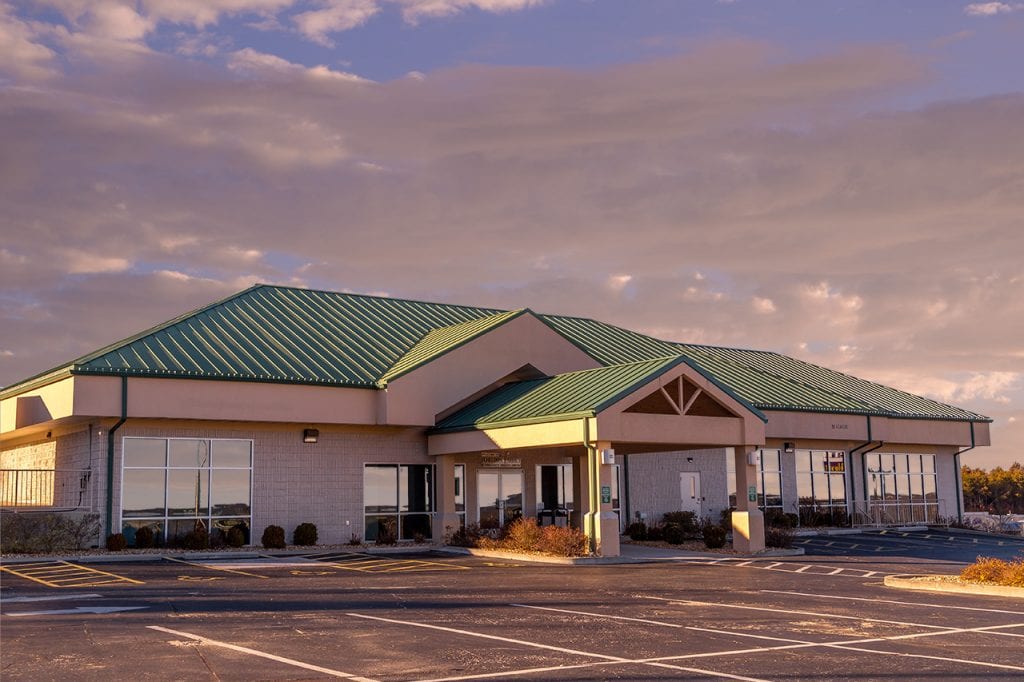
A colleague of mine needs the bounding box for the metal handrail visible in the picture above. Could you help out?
[850,498,950,527]
[0,469,95,511]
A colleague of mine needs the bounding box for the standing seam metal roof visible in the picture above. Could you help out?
[1,284,990,422]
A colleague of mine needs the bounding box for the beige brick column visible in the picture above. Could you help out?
[732,446,765,553]
[432,454,460,542]
[594,440,620,557]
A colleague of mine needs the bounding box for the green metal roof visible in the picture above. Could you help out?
[433,357,691,432]
[379,309,526,385]
[42,285,504,389]
[1,284,990,423]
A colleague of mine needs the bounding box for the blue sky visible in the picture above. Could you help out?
[1,0,1022,468]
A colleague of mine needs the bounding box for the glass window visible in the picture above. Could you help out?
[866,452,939,524]
[212,440,251,468]
[536,464,573,511]
[167,468,209,517]
[169,439,209,468]
[364,465,398,513]
[364,464,435,542]
[796,450,849,525]
[121,438,252,546]
[211,469,251,516]
[124,438,166,467]
[122,469,166,517]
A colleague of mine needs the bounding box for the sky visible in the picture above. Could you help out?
[1,0,1021,469]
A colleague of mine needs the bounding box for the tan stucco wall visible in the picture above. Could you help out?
[1,426,100,510]
[385,313,600,425]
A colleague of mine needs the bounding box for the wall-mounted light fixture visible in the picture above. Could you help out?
[303,428,319,444]
[783,442,795,453]
[686,456,694,463]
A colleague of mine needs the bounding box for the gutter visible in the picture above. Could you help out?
[952,422,977,523]
[847,416,883,523]
[105,376,128,538]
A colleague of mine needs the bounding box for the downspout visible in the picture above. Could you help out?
[847,416,883,525]
[953,422,976,523]
[622,454,631,528]
[105,376,128,538]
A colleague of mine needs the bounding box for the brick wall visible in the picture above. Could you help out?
[114,421,431,544]
[625,448,729,524]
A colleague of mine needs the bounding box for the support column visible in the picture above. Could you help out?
[732,446,765,553]
[432,454,460,542]
[595,440,620,557]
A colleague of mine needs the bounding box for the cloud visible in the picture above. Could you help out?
[227,47,367,82]
[1,37,1022,464]
[964,2,1023,16]
[293,0,381,46]
[0,5,60,81]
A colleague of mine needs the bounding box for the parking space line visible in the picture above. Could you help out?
[0,561,143,588]
[761,590,1024,616]
[348,612,771,682]
[1,593,103,604]
[685,624,1024,672]
[510,602,1024,673]
[163,556,269,579]
[643,595,955,630]
[147,625,378,681]
[319,553,469,573]
[511,603,684,628]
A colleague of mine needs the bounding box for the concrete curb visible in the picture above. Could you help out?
[927,526,1024,540]
[884,574,1024,598]
[437,546,804,565]
[0,544,444,566]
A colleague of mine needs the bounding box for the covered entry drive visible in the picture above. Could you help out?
[429,356,769,555]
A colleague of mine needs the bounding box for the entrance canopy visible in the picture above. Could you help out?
[428,356,766,456]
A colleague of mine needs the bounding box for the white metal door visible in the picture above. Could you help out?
[680,472,702,516]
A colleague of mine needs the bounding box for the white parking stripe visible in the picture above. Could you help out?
[1,593,102,603]
[510,602,1024,673]
[642,595,954,629]
[511,603,684,628]
[348,612,771,682]
[147,626,377,681]
[760,590,1024,616]
[684,624,1024,671]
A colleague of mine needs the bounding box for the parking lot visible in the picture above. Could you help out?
[2,529,1023,681]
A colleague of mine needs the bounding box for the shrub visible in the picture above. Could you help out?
[960,555,1024,587]
[764,509,798,529]
[106,533,127,551]
[0,512,101,553]
[134,526,155,549]
[720,508,734,531]
[663,523,686,545]
[625,521,648,541]
[226,526,247,548]
[375,517,398,545]
[478,518,589,557]
[261,524,287,549]
[662,511,698,536]
[182,529,209,550]
[646,524,664,542]
[765,526,795,549]
[348,533,363,546]
[293,522,318,546]
[702,524,727,549]
[538,524,588,557]
[446,524,483,548]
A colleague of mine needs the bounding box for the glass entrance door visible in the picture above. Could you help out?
[478,471,523,530]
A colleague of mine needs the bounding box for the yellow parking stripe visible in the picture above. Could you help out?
[322,553,469,573]
[163,556,269,579]
[0,561,143,588]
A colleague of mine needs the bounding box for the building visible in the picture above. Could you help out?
[0,285,990,555]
